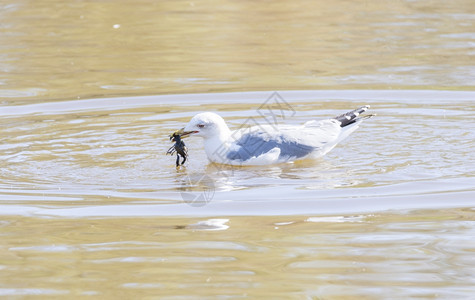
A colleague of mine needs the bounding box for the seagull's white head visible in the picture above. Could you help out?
[182,112,230,139]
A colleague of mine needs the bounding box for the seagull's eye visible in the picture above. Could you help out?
[197,124,205,128]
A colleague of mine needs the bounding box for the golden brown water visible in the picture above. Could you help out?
[1,0,474,104]
[1,209,475,299]
[1,0,475,298]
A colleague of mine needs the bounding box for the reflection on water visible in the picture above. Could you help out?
[1,209,475,298]
[0,0,474,103]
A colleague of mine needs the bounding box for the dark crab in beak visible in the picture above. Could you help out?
[166,128,189,167]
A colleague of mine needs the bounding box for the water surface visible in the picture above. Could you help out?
[1,90,474,217]
[1,90,474,298]
[1,0,475,298]
[1,0,474,103]
[1,209,475,299]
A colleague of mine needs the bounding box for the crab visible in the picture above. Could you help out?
[166,129,188,167]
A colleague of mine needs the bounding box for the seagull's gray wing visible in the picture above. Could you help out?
[226,133,315,161]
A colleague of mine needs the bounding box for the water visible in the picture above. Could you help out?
[1,90,474,216]
[1,210,475,299]
[1,90,475,298]
[1,0,475,298]
[1,0,474,103]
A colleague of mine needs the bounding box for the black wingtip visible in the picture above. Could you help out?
[334,105,371,127]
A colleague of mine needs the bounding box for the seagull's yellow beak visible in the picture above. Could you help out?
[169,128,196,140]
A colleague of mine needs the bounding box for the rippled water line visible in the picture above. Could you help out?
[1,90,474,115]
[1,190,473,218]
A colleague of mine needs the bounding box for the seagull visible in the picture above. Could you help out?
[177,105,374,165]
